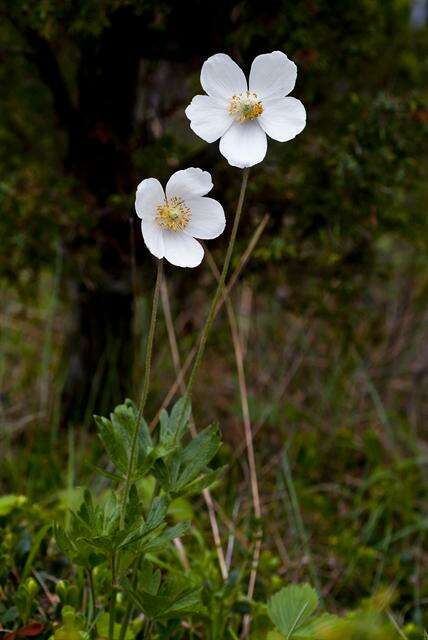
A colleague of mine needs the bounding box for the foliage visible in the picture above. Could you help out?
[1,1,428,639]
[0,0,426,294]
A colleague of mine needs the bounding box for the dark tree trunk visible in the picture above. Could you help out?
[61,8,143,422]
[14,1,240,422]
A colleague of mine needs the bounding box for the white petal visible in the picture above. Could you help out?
[259,97,306,142]
[219,121,267,169]
[185,95,233,143]
[135,178,164,220]
[162,231,204,268]
[201,53,247,101]
[249,51,297,100]
[185,197,226,239]
[141,219,164,259]
[166,168,213,200]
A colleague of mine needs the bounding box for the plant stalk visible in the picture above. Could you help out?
[186,168,250,397]
[109,555,117,640]
[120,258,163,529]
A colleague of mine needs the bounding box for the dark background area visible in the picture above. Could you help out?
[1,0,428,628]
[1,0,427,418]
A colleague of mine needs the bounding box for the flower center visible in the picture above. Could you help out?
[228,91,264,123]
[156,196,191,232]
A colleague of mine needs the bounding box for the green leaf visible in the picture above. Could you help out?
[96,612,134,640]
[294,613,341,638]
[0,494,27,516]
[267,584,319,639]
[159,409,170,443]
[95,400,153,478]
[168,497,194,521]
[95,415,128,474]
[145,495,170,531]
[118,496,169,550]
[123,576,203,621]
[152,459,171,488]
[169,396,192,442]
[125,484,142,527]
[57,489,123,563]
[178,465,226,497]
[142,521,190,554]
[159,397,191,448]
[173,424,221,491]
[54,523,75,555]
[21,523,51,580]
[139,560,161,595]
[91,465,124,483]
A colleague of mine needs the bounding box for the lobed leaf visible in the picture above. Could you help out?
[267,584,319,639]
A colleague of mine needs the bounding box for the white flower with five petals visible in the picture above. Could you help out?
[135,168,225,268]
[185,51,306,169]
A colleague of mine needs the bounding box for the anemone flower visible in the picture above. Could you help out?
[135,167,225,268]
[185,51,306,169]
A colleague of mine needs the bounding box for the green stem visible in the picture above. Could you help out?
[118,560,138,640]
[109,555,117,640]
[186,168,250,397]
[118,482,159,640]
[143,618,154,639]
[87,569,96,624]
[120,258,163,529]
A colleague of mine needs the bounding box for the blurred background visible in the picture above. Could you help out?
[1,0,428,627]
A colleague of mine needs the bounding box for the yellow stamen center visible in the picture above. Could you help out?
[228,91,264,123]
[156,196,191,232]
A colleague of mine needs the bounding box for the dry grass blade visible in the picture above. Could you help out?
[160,275,228,580]
[205,250,262,639]
[150,214,269,430]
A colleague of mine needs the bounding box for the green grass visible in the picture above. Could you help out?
[0,238,427,638]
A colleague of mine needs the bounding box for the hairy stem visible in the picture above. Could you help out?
[120,258,163,529]
[186,168,249,396]
[108,555,117,640]
[87,569,96,623]
[172,169,250,579]
[161,275,228,580]
[118,558,139,640]
[150,213,269,432]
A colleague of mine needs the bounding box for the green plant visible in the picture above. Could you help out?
[53,397,221,636]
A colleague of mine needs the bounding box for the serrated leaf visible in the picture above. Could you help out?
[123,580,202,621]
[124,584,170,619]
[152,459,171,488]
[96,612,134,640]
[169,396,192,442]
[159,397,191,448]
[95,401,153,478]
[118,496,169,550]
[294,613,341,638]
[176,465,226,497]
[125,484,143,528]
[91,465,124,482]
[139,560,161,595]
[159,409,170,443]
[160,586,203,618]
[79,534,113,552]
[145,495,170,531]
[174,424,221,490]
[96,416,128,474]
[54,523,76,556]
[141,521,190,554]
[267,584,319,639]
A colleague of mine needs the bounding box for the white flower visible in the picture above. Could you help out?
[135,167,225,268]
[185,51,306,169]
